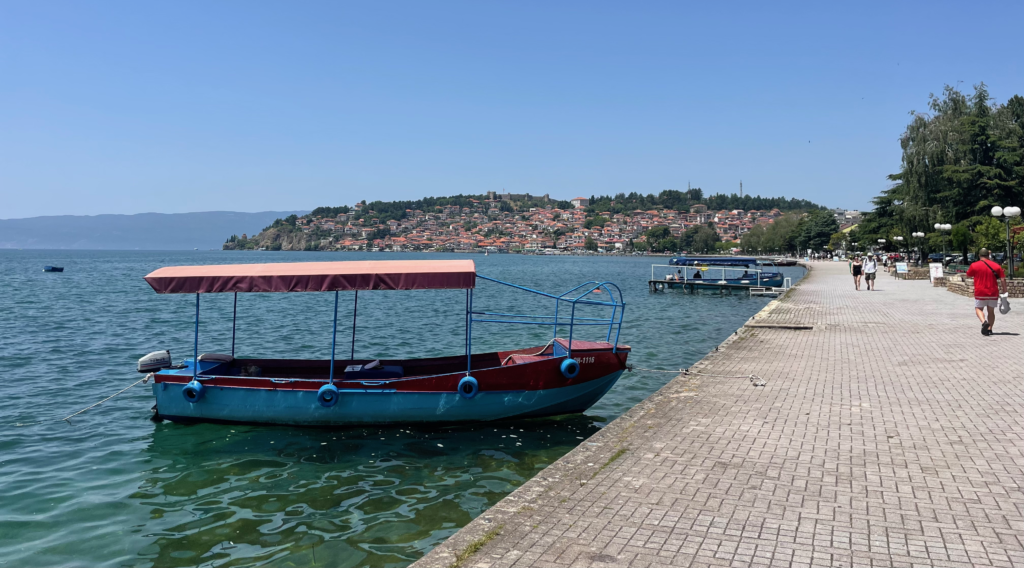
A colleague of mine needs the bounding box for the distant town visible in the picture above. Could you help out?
[226,190,851,253]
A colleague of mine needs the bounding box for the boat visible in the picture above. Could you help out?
[649,256,786,293]
[140,260,629,426]
[43,266,64,272]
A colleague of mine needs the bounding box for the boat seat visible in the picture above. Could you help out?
[198,353,234,363]
[505,354,549,366]
[344,365,404,380]
[554,338,614,352]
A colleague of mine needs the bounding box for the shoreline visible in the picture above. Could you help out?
[409,265,812,568]
[412,261,1023,568]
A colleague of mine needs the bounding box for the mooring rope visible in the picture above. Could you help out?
[61,374,153,424]
[11,374,154,428]
[500,338,558,367]
[627,365,766,387]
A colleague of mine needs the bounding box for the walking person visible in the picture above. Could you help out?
[966,248,1007,336]
[851,255,863,290]
[863,254,878,290]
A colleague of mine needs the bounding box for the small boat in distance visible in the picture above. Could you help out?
[649,256,786,293]
[140,260,629,426]
[43,266,64,272]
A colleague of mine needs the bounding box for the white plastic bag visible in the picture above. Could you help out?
[999,293,1011,315]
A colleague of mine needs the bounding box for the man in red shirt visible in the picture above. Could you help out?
[966,248,1007,336]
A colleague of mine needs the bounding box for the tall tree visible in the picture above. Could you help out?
[794,211,840,252]
[862,83,1024,260]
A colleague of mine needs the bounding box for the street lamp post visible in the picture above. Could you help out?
[934,223,952,267]
[912,232,925,266]
[894,236,904,260]
[991,206,1021,276]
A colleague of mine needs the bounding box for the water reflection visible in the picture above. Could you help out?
[0,250,802,567]
[133,414,603,567]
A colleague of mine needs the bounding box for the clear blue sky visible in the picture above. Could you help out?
[2,1,1022,219]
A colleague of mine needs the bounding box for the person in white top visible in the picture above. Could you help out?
[862,254,878,291]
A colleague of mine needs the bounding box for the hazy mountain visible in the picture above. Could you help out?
[0,211,307,250]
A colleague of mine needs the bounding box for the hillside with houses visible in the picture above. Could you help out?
[225,189,825,253]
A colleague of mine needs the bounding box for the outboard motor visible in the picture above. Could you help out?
[138,350,172,373]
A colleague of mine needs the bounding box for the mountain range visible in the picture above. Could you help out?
[0,211,307,250]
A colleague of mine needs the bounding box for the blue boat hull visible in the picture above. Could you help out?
[658,274,784,289]
[154,370,623,426]
[692,274,783,287]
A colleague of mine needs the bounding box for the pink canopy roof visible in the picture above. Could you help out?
[144,260,477,294]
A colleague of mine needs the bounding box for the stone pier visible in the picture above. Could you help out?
[412,262,1024,568]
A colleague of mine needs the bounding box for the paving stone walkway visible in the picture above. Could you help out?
[412,263,1024,568]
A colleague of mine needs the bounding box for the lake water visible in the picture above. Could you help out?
[0,251,803,567]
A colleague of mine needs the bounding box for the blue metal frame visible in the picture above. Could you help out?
[470,275,625,359]
[193,293,200,381]
[329,291,339,384]
[350,291,358,361]
[188,274,625,383]
[466,289,473,374]
[230,292,237,357]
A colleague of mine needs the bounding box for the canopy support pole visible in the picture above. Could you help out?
[230,292,237,357]
[464,290,469,363]
[466,289,473,375]
[193,293,200,381]
[350,291,358,362]
[606,294,616,343]
[567,303,576,359]
[329,291,339,384]
[553,298,560,341]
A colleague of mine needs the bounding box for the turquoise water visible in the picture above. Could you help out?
[0,251,803,567]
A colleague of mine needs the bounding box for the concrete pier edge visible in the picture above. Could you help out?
[411,265,817,568]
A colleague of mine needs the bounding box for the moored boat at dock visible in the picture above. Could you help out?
[141,260,629,426]
[649,256,787,293]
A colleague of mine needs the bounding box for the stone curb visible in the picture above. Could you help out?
[409,263,812,568]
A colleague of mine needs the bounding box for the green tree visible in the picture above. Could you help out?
[584,236,598,251]
[585,189,823,218]
[973,217,1007,255]
[689,226,720,253]
[740,225,765,254]
[744,214,802,254]
[862,83,1024,248]
[645,226,678,252]
[828,231,849,252]
[951,223,973,260]
[794,211,840,252]
[645,226,672,241]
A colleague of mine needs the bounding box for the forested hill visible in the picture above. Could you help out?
[266,188,822,233]
[584,189,824,216]
[226,188,826,252]
[0,210,306,250]
[305,194,571,225]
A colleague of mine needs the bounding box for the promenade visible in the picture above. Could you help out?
[413,262,1024,568]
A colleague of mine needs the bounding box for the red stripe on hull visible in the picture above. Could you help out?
[154,345,629,393]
